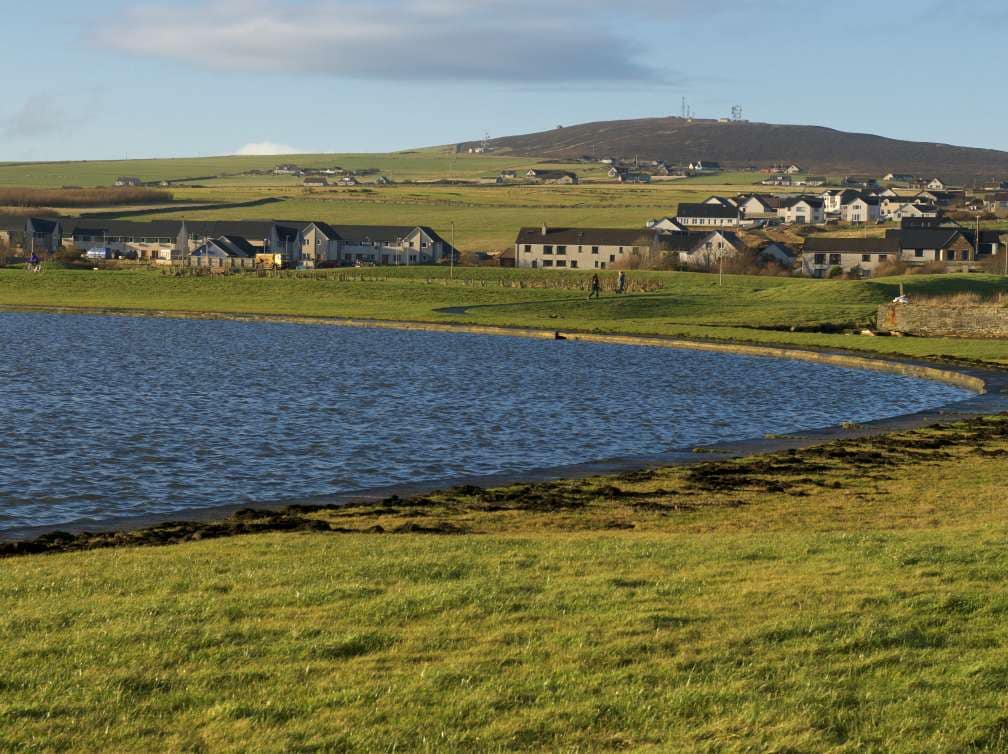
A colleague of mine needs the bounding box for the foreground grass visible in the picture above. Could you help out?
[4,417,1008,752]
[2,267,1007,364]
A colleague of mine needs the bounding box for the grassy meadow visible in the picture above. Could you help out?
[2,267,1007,364]
[4,416,1008,752]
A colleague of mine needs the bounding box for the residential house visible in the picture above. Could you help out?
[514,226,656,269]
[757,242,798,269]
[736,194,781,217]
[273,164,302,176]
[189,236,255,264]
[675,202,740,227]
[880,196,936,220]
[338,176,359,186]
[300,222,342,267]
[985,191,1008,213]
[821,189,861,215]
[785,164,802,174]
[617,171,652,183]
[25,217,63,253]
[114,176,142,187]
[840,194,881,224]
[656,230,743,271]
[703,195,738,208]
[801,236,901,277]
[894,227,976,265]
[303,176,328,187]
[376,175,392,185]
[526,169,579,184]
[926,178,947,191]
[777,196,825,225]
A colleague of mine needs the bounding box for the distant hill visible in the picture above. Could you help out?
[462,117,1008,183]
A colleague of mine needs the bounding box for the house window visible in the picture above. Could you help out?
[532,260,538,268]
[542,260,553,267]
[862,254,871,262]
[524,244,532,253]
[829,254,842,265]
[591,246,599,254]
[577,246,582,253]
[556,245,567,255]
[543,245,553,254]
[915,249,924,257]
[609,255,616,263]
[878,254,888,261]
[594,261,599,268]
[631,247,639,254]
[600,262,606,269]
[556,260,567,267]
[570,260,578,268]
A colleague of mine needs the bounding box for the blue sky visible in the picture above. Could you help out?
[4,0,1008,160]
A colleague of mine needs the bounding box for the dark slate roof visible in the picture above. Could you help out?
[217,235,258,256]
[675,203,739,219]
[26,217,61,233]
[781,196,824,209]
[515,227,655,247]
[898,228,965,250]
[802,236,901,253]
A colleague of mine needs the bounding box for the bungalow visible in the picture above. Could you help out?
[926,177,947,191]
[880,197,937,220]
[778,196,825,225]
[526,169,579,185]
[675,202,740,227]
[114,176,142,187]
[514,225,656,269]
[303,176,328,187]
[801,235,901,277]
[273,164,302,176]
[840,194,881,224]
[896,227,976,264]
[915,189,963,208]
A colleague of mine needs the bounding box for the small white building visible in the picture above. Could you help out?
[778,196,825,225]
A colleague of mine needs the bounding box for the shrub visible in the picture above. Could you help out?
[827,265,844,278]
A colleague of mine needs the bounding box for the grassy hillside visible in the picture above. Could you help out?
[0,149,603,188]
[2,268,1006,364]
[474,116,1008,181]
[4,415,1008,752]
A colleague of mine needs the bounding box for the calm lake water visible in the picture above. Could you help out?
[0,313,972,533]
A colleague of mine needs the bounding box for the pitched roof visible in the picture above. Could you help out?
[898,228,967,250]
[802,236,900,253]
[781,196,824,209]
[675,202,739,219]
[515,226,654,247]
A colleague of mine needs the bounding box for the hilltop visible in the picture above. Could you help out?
[463,117,1008,182]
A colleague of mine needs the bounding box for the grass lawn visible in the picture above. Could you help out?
[4,416,1008,752]
[1,267,1007,364]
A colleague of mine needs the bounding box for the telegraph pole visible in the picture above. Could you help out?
[450,221,455,279]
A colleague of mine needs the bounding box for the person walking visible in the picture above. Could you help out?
[617,270,626,294]
[587,273,601,300]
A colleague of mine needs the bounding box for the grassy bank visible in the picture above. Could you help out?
[2,267,1007,364]
[4,416,1008,752]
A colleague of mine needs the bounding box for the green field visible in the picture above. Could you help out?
[2,267,1007,364]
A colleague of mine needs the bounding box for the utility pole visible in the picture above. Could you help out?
[450,221,455,279]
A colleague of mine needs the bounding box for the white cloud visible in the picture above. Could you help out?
[98,0,733,83]
[235,141,305,156]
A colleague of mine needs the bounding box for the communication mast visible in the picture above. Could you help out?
[730,105,743,122]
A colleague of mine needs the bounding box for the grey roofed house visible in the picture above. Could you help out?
[656,230,742,253]
[216,235,258,257]
[514,226,655,247]
[675,202,739,219]
[758,242,798,266]
[802,236,901,254]
[894,227,966,252]
[780,195,825,208]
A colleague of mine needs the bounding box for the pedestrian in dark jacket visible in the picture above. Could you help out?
[587,274,601,300]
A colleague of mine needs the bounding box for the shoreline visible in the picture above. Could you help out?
[1,303,1006,545]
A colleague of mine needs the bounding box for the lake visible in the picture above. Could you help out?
[0,312,972,533]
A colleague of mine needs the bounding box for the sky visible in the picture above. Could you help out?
[4,0,1008,161]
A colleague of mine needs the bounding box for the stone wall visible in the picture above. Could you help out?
[877,303,1008,338]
